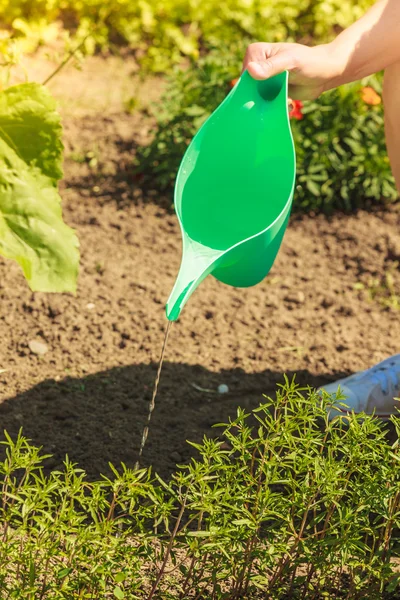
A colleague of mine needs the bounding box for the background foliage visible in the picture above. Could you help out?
[1,0,397,211]
[0,0,376,71]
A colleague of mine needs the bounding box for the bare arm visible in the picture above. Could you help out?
[243,0,400,99]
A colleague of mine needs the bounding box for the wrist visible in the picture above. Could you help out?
[320,40,351,92]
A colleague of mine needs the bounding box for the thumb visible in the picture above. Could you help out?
[247,53,293,80]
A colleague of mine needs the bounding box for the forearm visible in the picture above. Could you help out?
[327,0,400,89]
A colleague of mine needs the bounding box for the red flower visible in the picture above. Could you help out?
[229,77,239,89]
[288,98,303,120]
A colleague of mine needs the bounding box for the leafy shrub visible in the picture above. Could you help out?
[0,83,79,292]
[2,379,400,598]
[294,78,396,211]
[1,0,376,71]
[134,47,397,212]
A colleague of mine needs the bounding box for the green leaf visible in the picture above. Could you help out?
[57,567,72,578]
[184,105,206,117]
[0,82,79,292]
[306,179,320,196]
[113,586,125,599]
[29,560,35,586]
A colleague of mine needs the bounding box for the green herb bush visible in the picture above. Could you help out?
[2,379,400,598]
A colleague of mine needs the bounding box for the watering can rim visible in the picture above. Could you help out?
[173,69,296,258]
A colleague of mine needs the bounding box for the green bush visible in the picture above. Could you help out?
[135,46,397,212]
[2,379,400,598]
[294,78,396,211]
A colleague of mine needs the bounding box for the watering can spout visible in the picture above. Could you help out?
[166,236,223,321]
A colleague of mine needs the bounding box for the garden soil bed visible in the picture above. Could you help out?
[0,54,399,479]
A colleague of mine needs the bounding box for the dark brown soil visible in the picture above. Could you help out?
[0,55,399,479]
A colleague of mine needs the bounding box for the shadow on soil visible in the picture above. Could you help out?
[0,363,352,481]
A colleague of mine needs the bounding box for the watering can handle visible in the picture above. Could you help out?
[230,70,288,111]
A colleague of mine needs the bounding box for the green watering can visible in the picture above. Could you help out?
[166,70,296,321]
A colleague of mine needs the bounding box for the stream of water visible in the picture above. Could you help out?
[135,320,172,469]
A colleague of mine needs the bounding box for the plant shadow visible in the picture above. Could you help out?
[0,363,352,480]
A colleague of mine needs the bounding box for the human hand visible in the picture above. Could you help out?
[242,42,341,100]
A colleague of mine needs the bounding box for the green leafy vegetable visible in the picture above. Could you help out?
[0,82,79,292]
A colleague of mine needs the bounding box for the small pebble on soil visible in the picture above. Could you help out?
[28,340,48,356]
